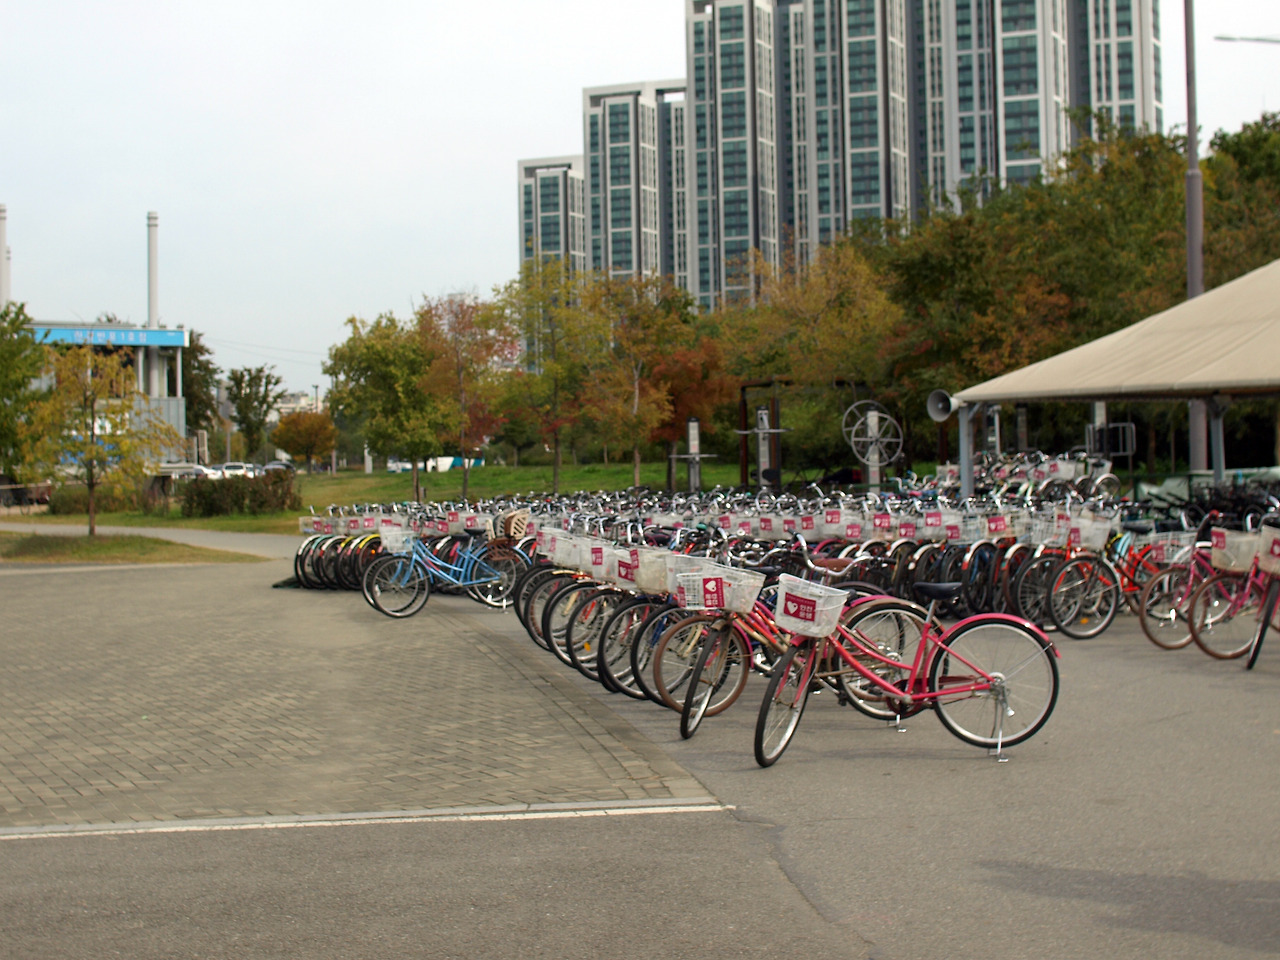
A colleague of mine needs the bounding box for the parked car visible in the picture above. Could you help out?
[386,458,426,474]
[263,460,295,473]
[219,461,252,477]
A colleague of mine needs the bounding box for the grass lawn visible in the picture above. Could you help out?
[0,531,267,564]
[4,462,747,535]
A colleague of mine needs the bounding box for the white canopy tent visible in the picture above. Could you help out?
[948,257,1280,495]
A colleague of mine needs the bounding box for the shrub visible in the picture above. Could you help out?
[48,484,135,515]
[180,472,300,517]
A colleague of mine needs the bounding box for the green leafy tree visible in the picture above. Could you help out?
[26,344,180,535]
[490,259,607,492]
[226,365,287,461]
[324,313,452,501]
[182,330,222,438]
[416,293,520,501]
[271,410,338,472]
[0,302,46,474]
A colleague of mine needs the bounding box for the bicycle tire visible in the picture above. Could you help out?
[1048,554,1120,640]
[1188,572,1261,660]
[565,587,626,682]
[754,640,817,767]
[1136,566,1196,650]
[679,622,751,739]
[629,603,681,705]
[1246,578,1280,670]
[651,614,719,712]
[597,597,667,699]
[541,580,600,667]
[929,619,1058,749]
[465,544,531,608]
[833,601,929,721]
[363,553,431,618]
[1012,553,1061,628]
[522,571,580,650]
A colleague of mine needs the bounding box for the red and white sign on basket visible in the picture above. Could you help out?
[1261,522,1280,575]
[773,574,847,637]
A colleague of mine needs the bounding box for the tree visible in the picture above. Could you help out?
[182,330,222,439]
[26,344,180,535]
[324,313,452,501]
[226,365,286,461]
[579,275,700,488]
[490,259,608,492]
[271,410,338,472]
[0,302,46,475]
[415,293,520,501]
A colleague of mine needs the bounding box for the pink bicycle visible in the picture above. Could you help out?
[755,581,1060,766]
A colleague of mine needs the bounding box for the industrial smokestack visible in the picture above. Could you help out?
[0,205,9,307]
[147,211,161,397]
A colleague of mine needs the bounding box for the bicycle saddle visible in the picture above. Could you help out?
[913,581,964,603]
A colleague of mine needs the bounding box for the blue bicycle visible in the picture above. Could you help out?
[362,531,530,617]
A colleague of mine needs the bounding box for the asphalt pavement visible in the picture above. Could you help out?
[1,536,1278,959]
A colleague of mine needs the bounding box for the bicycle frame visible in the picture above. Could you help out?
[800,610,1058,709]
[410,537,500,589]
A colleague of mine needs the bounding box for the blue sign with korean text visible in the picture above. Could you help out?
[28,325,189,347]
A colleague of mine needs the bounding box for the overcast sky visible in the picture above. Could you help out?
[2,1,1277,392]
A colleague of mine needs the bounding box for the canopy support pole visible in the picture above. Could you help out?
[959,406,974,500]
[1209,396,1229,484]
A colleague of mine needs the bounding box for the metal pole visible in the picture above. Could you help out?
[687,417,701,492]
[959,406,974,500]
[1185,0,1209,471]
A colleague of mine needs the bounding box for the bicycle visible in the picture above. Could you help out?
[362,528,530,617]
[1245,516,1280,670]
[754,578,1060,767]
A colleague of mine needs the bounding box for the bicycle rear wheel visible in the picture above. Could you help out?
[1247,579,1280,670]
[652,614,718,712]
[597,597,667,699]
[754,640,818,767]
[929,619,1058,749]
[465,544,531,608]
[833,602,927,721]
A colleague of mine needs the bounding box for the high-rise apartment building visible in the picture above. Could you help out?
[517,156,587,273]
[583,80,688,286]
[519,0,1162,303]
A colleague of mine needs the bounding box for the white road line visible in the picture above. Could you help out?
[0,798,730,841]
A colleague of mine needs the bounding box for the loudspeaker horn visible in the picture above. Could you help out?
[927,389,962,423]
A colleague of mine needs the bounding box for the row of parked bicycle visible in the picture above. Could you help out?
[287,485,1280,765]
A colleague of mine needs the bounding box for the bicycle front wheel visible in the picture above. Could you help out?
[1137,566,1195,650]
[1048,555,1120,640]
[754,640,818,767]
[1188,572,1258,659]
[364,554,431,618]
[929,620,1059,749]
[680,623,751,739]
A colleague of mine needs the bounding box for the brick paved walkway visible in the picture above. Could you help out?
[0,561,704,828]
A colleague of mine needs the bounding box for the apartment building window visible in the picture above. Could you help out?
[958,54,974,111]
[608,103,630,143]
[723,141,748,187]
[612,233,633,271]
[1117,41,1134,100]
[590,155,600,193]
[720,5,744,39]
[611,189,632,229]
[523,220,534,255]
[1115,0,1133,36]
[817,163,831,213]
[848,39,877,93]
[540,216,561,253]
[813,0,827,50]
[699,199,712,242]
[591,197,601,236]
[847,0,876,37]
[1005,100,1040,160]
[1119,104,1135,128]
[815,56,829,106]
[848,95,879,149]
[849,153,880,206]
[698,151,711,196]
[724,189,749,237]
[699,247,712,289]
[609,146,631,185]
[1154,46,1162,102]
[1152,0,1160,39]
[721,92,747,138]
[695,57,708,100]
[1007,163,1040,185]
[589,115,600,152]
[816,109,830,160]
[523,184,533,220]
[592,239,602,270]
[721,42,746,88]
[1003,36,1039,96]
[694,20,706,55]
[956,0,972,49]
[725,240,750,285]
[1002,0,1036,32]
[539,177,560,214]
[960,115,976,171]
